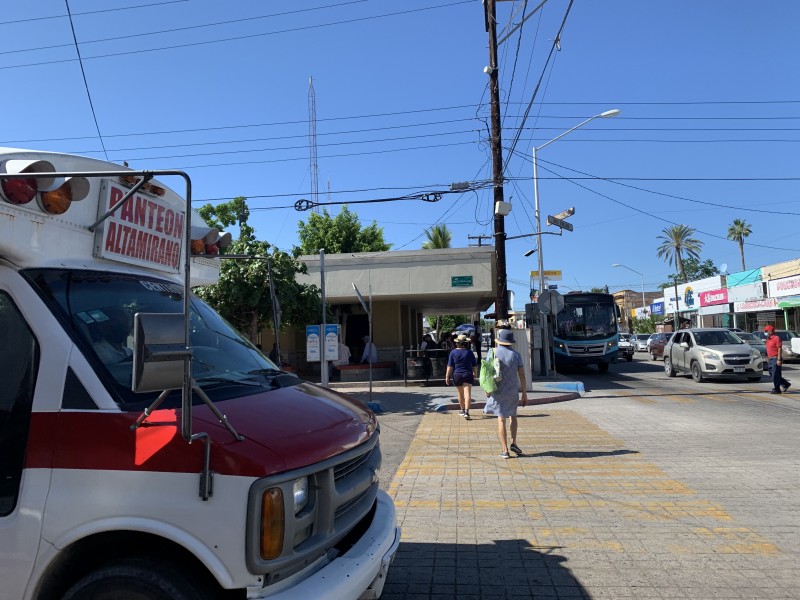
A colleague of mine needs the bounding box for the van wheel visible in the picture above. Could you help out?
[690,361,705,383]
[62,558,217,600]
[664,357,676,377]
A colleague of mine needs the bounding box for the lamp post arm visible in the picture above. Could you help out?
[536,115,598,152]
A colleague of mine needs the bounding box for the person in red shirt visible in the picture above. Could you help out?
[764,325,790,394]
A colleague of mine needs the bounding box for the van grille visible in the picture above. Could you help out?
[246,434,382,586]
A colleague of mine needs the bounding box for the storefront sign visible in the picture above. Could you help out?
[650,301,665,316]
[451,275,473,287]
[768,275,800,298]
[733,297,779,313]
[699,288,728,306]
[727,281,764,302]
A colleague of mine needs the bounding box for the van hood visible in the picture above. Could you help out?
[29,383,376,479]
[192,382,377,478]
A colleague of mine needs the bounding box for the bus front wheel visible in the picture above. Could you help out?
[597,362,609,374]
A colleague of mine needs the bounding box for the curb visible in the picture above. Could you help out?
[435,392,581,412]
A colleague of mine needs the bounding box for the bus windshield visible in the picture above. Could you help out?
[555,301,617,341]
[23,269,299,410]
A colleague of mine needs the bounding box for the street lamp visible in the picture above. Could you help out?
[612,263,646,314]
[533,108,620,374]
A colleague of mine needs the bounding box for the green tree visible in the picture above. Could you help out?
[295,206,391,255]
[421,224,452,249]
[656,224,703,282]
[194,198,322,342]
[659,257,719,289]
[726,218,752,271]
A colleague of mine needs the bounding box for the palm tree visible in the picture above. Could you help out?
[422,224,452,249]
[656,224,703,282]
[726,218,752,271]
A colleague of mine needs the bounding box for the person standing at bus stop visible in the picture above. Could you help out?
[483,328,528,458]
[445,334,477,419]
[765,325,790,394]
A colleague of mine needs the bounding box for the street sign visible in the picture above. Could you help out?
[451,275,473,287]
[554,207,575,220]
[529,270,562,280]
[547,215,574,232]
[538,289,565,315]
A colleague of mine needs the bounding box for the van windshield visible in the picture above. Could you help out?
[23,269,299,409]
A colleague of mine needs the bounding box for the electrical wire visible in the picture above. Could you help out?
[1,1,368,57]
[502,0,573,173]
[64,0,108,161]
[0,0,190,27]
[0,1,473,71]
[526,155,799,253]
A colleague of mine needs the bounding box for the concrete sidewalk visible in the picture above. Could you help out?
[360,385,798,600]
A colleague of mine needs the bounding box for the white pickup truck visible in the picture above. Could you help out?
[618,333,636,361]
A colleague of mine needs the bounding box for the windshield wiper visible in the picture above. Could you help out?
[248,368,290,376]
[195,375,264,388]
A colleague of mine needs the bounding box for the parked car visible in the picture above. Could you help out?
[648,332,673,361]
[664,328,763,383]
[751,329,800,362]
[635,334,651,352]
[618,333,636,361]
[732,332,768,369]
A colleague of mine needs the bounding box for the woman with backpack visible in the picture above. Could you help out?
[482,328,528,458]
[444,334,477,419]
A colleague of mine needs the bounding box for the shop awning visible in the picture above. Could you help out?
[778,296,800,309]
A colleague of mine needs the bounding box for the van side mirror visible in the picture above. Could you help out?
[132,313,190,393]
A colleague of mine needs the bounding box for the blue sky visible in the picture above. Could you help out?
[3,0,799,310]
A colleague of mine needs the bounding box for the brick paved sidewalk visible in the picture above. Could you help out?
[380,401,798,600]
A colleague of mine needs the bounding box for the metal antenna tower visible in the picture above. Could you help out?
[308,77,320,213]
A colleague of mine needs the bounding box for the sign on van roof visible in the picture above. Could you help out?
[94,181,184,273]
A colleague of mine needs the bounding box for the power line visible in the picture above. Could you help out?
[527,156,799,253]
[0,0,191,27]
[0,1,473,71]
[64,0,108,161]
[0,0,368,56]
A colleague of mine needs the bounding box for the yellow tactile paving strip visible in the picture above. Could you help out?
[387,408,781,558]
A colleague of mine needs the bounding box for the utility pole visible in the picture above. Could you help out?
[485,0,508,320]
[467,235,492,247]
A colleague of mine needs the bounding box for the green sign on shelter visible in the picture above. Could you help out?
[451,275,473,288]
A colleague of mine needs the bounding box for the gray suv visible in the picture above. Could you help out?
[664,328,764,383]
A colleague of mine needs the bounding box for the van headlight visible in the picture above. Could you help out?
[293,477,309,515]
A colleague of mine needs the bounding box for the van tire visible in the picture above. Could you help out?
[690,361,705,383]
[61,558,217,600]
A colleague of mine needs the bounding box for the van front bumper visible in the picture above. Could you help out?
[248,491,400,600]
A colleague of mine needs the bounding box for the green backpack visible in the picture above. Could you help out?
[479,349,499,394]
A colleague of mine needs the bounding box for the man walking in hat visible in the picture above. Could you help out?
[483,328,528,458]
[764,325,790,394]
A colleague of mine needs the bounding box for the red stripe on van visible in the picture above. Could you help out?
[26,384,376,478]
